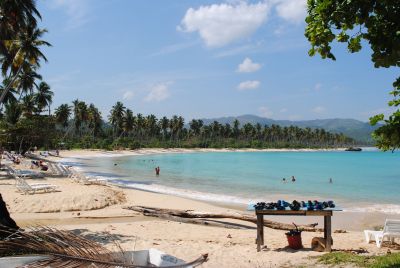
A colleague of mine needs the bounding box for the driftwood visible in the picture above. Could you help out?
[124,205,325,232]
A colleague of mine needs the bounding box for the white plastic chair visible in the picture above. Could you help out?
[364,219,400,247]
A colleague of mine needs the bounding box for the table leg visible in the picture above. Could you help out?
[256,214,264,251]
[324,215,332,252]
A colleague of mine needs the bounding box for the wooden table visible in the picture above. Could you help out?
[255,209,336,252]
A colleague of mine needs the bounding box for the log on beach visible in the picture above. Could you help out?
[124,205,325,232]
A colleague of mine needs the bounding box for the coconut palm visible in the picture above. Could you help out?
[0,78,17,104]
[108,101,125,137]
[0,25,51,105]
[123,109,134,136]
[34,81,52,114]
[54,103,71,129]
[16,65,41,97]
[87,104,102,137]
[20,93,36,116]
[3,100,22,124]
[0,0,41,40]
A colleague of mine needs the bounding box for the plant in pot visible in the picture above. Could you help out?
[285,223,303,249]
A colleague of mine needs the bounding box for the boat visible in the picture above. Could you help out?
[0,248,198,268]
[345,147,362,151]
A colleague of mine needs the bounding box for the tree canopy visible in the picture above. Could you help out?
[305,0,400,151]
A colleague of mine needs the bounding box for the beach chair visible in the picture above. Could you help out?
[15,177,58,195]
[6,166,44,179]
[68,167,107,185]
[364,219,400,247]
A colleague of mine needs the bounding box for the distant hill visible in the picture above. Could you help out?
[199,115,377,143]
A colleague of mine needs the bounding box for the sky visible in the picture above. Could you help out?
[36,0,398,122]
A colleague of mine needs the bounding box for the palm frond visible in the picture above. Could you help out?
[0,226,208,267]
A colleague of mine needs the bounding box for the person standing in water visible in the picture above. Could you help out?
[329,178,333,184]
[291,176,296,182]
[155,166,160,176]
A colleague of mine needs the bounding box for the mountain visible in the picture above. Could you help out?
[199,115,377,143]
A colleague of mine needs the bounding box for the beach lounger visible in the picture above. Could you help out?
[6,166,44,178]
[15,177,58,195]
[364,219,400,247]
[68,167,107,185]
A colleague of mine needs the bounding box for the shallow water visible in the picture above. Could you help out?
[71,149,400,214]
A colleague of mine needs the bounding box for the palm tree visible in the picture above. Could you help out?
[108,101,125,137]
[34,81,53,114]
[0,78,17,104]
[159,116,169,140]
[3,100,22,125]
[123,108,134,136]
[0,0,41,40]
[16,65,42,97]
[54,103,71,129]
[87,104,102,137]
[20,93,36,116]
[0,25,51,105]
[72,99,88,136]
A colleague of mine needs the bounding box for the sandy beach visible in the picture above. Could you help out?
[1,149,399,267]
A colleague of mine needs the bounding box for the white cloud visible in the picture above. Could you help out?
[178,2,270,47]
[314,83,322,91]
[237,57,262,73]
[49,0,90,30]
[122,90,134,101]
[275,0,307,24]
[237,80,260,90]
[144,83,171,102]
[259,106,273,118]
[312,106,326,114]
[280,108,288,113]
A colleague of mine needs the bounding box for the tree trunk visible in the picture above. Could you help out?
[0,59,25,107]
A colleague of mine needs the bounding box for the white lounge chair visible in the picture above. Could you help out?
[68,167,107,185]
[7,166,44,178]
[364,219,400,247]
[15,177,58,195]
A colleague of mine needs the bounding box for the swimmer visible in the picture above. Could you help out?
[329,178,333,184]
[291,176,296,182]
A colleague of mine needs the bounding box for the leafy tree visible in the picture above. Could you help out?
[305,0,400,150]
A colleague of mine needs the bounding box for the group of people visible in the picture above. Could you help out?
[282,176,296,183]
[282,176,333,183]
[31,160,48,171]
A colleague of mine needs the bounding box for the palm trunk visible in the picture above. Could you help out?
[0,60,25,107]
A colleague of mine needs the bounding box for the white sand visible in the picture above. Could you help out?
[0,149,398,267]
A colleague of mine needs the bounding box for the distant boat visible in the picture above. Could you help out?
[345,147,362,151]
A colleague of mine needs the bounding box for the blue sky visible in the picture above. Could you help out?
[37,0,398,122]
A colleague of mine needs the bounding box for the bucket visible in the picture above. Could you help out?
[286,233,303,249]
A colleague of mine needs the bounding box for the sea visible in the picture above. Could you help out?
[64,148,400,214]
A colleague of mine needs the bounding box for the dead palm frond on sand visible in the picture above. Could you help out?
[0,225,208,267]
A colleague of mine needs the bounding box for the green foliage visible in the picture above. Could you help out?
[305,0,400,151]
[318,252,400,268]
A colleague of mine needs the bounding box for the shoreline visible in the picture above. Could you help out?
[57,148,400,216]
[1,149,399,267]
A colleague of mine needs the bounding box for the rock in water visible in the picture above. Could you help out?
[0,194,19,239]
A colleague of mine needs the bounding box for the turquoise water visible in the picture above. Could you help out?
[73,149,400,213]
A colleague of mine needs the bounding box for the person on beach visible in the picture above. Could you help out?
[291,176,296,182]
[155,166,160,176]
